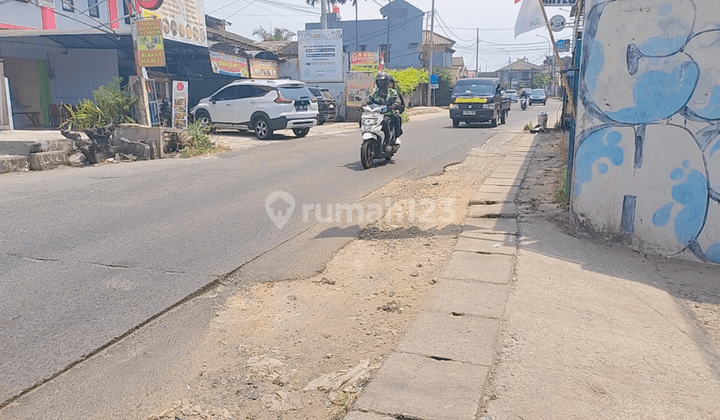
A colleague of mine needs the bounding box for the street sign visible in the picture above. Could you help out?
[430,74,439,89]
[556,39,570,52]
[543,0,576,5]
[549,15,566,32]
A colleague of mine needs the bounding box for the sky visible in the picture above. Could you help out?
[202,0,577,72]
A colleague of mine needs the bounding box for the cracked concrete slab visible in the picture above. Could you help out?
[468,203,518,218]
[470,191,517,205]
[477,185,520,195]
[442,251,514,284]
[482,177,523,187]
[455,236,516,256]
[344,411,396,420]
[353,352,489,420]
[424,278,510,319]
[462,218,519,235]
[396,310,502,365]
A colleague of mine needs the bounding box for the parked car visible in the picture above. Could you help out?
[308,87,338,125]
[505,89,519,102]
[529,88,547,105]
[191,79,318,139]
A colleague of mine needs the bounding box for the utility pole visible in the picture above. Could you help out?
[355,0,358,52]
[536,0,575,118]
[427,0,435,106]
[321,0,328,29]
[386,0,391,66]
[475,28,479,75]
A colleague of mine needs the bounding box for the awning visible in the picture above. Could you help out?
[0,28,209,54]
[0,28,133,50]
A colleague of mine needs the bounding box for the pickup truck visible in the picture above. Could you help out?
[449,78,511,128]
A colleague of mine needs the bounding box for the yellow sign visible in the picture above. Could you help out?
[454,97,488,103]
[137,19,166,68]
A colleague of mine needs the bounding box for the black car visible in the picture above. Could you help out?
[529,88,547,105]
[308,87,338,125]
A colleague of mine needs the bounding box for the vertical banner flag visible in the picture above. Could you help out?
[172,81,188,129]
[515,0,545,39]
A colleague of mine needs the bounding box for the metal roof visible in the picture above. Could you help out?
[0,28,133,49]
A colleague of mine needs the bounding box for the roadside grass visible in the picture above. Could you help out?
[182,121,226,157]
[553,130,570,208]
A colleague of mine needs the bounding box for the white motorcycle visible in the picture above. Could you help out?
[359,104,400,169]
[520,94,528,110]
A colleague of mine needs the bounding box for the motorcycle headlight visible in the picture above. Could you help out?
[362,115,382,126]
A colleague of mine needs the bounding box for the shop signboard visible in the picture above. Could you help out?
[210,51,250,77]
[137,19,166,68]
[298,29,344,82]
[142,0,207,47]
[350,52,378,71]
[346,71,375,108]
[543,0,576,5]
[172,80,188,129]
[249,59,279,79]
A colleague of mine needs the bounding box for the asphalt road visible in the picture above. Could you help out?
[0,102,555,405]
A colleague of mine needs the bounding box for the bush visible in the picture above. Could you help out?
[387,68,429,98]
[182,120,218,157]
[62,77,137,131]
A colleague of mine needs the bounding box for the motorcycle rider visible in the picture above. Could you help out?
[368,71,403,151]
[388,76,405,138]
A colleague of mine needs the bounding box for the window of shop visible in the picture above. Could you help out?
[61,0,74,12]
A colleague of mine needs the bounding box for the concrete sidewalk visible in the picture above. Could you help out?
[344,130,720,419]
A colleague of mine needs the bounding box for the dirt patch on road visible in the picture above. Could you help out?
[142,133,514,420]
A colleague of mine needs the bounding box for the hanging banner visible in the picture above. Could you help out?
[172,81,188,129]
[346,71,375,108]
[210,51,250,77]
[350,52,378,72]
[145,0,207,47]
[298,29,344,82]
[137,19,166,68]
[249,59,280,79]
[543,0,576,5]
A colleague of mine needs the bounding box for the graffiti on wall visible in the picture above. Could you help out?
[573,0,720,263]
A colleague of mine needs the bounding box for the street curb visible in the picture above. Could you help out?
[345,131,540,420]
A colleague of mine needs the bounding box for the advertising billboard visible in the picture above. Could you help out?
[346,71,375,108]
[142,0,207,47]
[298,29,344,83]
[210,51,250,77]
[137,19,166,68]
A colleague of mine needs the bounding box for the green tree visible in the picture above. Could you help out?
[387,68,429,97]
[253,26,295,41]
[532,73,551,89]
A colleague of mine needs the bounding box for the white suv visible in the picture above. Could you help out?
[192,79,319,139]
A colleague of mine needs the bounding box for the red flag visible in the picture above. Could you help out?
[379,51,385,70]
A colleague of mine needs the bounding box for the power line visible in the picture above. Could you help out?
[25,1,118,36]
[225,0,258,20]
[433,11,474,43]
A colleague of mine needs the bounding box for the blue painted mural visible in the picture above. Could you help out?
[573,0,720,263]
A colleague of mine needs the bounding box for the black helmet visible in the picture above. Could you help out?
[376,71,390,90]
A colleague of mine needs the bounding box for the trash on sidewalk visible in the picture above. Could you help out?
[260,389,305,412]
[303,360,370,393]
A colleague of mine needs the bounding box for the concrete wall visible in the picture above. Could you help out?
[0,2,42,29]
[49,49,119,104]
[572,0,720,264]
[0,0,119,30]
